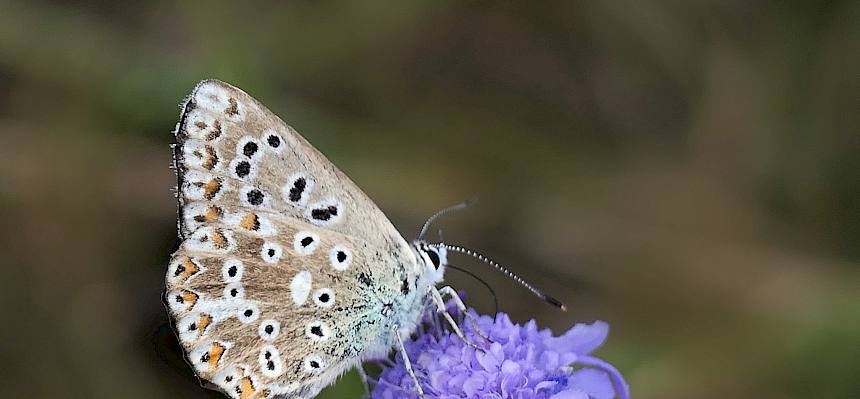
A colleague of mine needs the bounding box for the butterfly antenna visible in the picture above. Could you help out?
[435,244,567,311]
[418,198,478,241]
[446,263,499,314]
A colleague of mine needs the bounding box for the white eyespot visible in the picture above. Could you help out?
[214,364,248,390]
[281,172,315,206]
[328,245,352,271]
[186,227,235,253]
[305,320,332,342]
[237,302,260,324]
[182,140,222,172]
[167,256,205,283]
[262,129,285,153]
[183,109,223,142]
[259,345,284,378]
[190,340,230,373]
[312,288,335,308]
[235,136,263,161]
[224,283,244,300]
[176,312,211,343]
[167,289,201,313]
[240,185,268,208]
[229,158,257,181]
[293,231,320,255]
[181,203,224,234]
[306,197,344,226]
[182,171,228,202]
[258,320,280,341]
[194,81,245,122]
[303,354,326,374]
[222,259,243,283]
[260,242,283,263]
[289,271,312,306]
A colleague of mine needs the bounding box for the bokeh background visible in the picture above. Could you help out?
[1,1,858,398]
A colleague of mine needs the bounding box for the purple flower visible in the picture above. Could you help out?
[372,310,629,399]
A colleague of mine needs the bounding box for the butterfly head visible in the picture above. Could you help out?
[412,240,447,283]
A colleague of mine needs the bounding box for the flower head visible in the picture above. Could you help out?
[373,310,629,399]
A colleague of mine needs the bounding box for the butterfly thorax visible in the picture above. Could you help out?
[339,240,446,361]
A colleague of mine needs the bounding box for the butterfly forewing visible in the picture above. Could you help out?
[166,80,422,398]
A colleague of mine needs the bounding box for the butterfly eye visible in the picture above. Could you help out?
[425,248,441,269]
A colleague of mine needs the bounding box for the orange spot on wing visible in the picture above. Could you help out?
[225,97,239,116]
[181,290,199,308]
[203,178,222,200]
[208,342,226,368]
[205,120,222,141]
[197,314,211,331]
[174,257,200,280]
[211,229,229,249]
[202,145,219,170]
[194,205,222,223]
[239,213,260,231]
[237,376,257,399]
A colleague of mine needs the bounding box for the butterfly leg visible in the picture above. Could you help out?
[357,364,371,399]
[435,285,493,344]
[429,286,486,352]
[393,325,426,399]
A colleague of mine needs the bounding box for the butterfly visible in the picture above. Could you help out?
[165,80,451,398]
[165,80,563,399]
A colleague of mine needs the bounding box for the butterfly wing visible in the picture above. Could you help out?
[165,80,422,398]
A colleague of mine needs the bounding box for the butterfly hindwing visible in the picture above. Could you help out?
[167,80,424,398]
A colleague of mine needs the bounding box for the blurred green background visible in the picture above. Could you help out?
[1,1,858,398]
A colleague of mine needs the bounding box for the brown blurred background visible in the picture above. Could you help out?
[1,1,858,398]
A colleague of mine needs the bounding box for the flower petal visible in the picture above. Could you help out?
[550,388,590,399]
[546,320,609,355]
